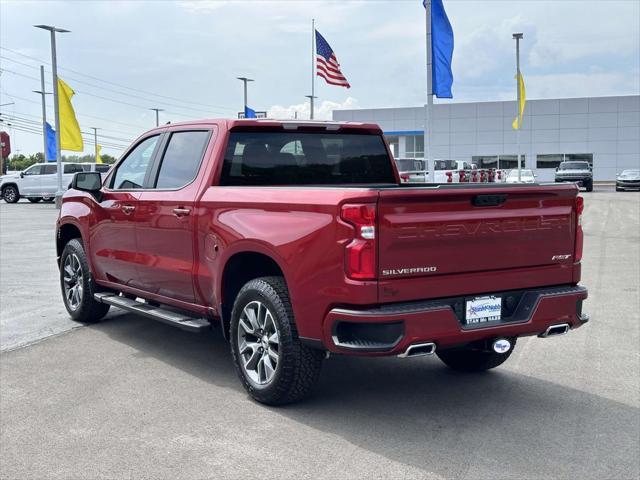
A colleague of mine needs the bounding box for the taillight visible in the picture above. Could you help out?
[575,196,584,262]
[341,204,377,280]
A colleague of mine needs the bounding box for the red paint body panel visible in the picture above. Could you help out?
[56,119,588,356]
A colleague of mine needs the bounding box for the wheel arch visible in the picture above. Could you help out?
[219,251,287,340]
[56,222,84,264]
[1,182,19,194]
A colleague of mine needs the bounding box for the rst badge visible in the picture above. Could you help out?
[552,254,572,261]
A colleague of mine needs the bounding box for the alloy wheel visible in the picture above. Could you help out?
[62,253,84,311]
[237,300,280,386]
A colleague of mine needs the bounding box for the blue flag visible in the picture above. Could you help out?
[424,0,454,98]
[244,106,257,119]
[45,122,57,161]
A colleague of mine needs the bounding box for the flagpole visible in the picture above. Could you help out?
[37,65,48,162]
[310,18,315,120]
[425,0,434,183]
[513,33,523,182]
[35,24,69,208]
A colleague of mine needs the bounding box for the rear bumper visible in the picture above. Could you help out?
[321,285,588,356]
[555,177,591,186]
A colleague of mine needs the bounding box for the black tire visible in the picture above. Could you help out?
[437,338,517,373]
[586,182,593,192]
[27,197,43,203]
[2,185,20,203]
[43,197,54,203]
[615,187,622,192]
[230,276,323,405]
[60,238,110,323]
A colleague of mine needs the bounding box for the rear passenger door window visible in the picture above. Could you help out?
[111,135,160,190]
[153,131,210,189]
[63,164,84,174]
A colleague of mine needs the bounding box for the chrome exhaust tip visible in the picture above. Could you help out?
[539,323,570,338]
[398,342,436,358]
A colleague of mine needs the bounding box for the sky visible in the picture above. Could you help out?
[1,0,639,157]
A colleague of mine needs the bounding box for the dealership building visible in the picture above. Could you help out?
[333,95,640,182]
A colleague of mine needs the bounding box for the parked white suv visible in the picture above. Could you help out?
[0,162,110,203]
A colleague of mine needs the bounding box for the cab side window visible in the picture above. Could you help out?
[23,165,43,176]
[43,165,57,174]
[154,131,210,189]
[111,135,159,190]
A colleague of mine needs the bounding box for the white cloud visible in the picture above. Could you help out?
[268,96,359,120]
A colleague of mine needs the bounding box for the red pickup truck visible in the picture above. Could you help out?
[56,119,588,405]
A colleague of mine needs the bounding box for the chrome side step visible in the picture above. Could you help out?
[94,293,210,332]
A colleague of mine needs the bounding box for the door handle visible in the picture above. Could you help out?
[172,207,191,217]
[121,205,136,215]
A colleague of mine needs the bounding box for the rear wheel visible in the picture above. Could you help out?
[60,238,110,323]
[585,181,593,192]
[2,185,19,203]
[230,276,324,405]
[27,197,43,203]
[437,338,516,372]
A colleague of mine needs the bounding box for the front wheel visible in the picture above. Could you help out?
[437,338,517,372]
[230,276,324,405]
[60,238,110,323]
[28,197,43,203]
[585,182,593,192]
[2,185,19,203]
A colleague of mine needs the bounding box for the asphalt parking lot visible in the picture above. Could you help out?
[1,186,639,480]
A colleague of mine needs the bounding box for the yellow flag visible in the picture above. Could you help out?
[96,144,103,164]
[512,72,526,130]
[57,78,84,151]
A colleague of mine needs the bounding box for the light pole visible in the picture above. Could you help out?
[513,32,524,182]
[90,127,100,162]
[35,24,70,207]
[305,95,317,120]
[150,108,164,127]
[33,65,52,162]
[236,77,254,117]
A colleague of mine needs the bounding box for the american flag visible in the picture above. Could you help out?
[315,30,350,88]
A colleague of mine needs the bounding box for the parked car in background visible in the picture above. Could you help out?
[395,158,427,183]
[505,169,536,183]
[0,162,110,203]
[555,161,593,192]
[615,169,640,191]
[56,119,589,405]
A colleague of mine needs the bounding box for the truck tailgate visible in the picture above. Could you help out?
[377,184,579,302]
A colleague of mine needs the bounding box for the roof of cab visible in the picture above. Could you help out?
[143,118,382,135]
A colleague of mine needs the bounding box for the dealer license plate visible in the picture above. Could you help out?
[465,296,502,325]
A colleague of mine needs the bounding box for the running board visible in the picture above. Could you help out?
[94,293,210,332]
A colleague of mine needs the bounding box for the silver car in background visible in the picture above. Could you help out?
[616,169,640,191]
[505,169,536,183]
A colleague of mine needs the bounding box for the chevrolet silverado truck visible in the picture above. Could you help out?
[56,119,589,405]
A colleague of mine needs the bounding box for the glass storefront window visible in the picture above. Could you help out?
[405,135,424,158]
[472,155,523,169]
[537,153,593,168]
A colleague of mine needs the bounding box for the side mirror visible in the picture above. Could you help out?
[20,172,25,178]
[72,172,102,198]
[555,167,559,172]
